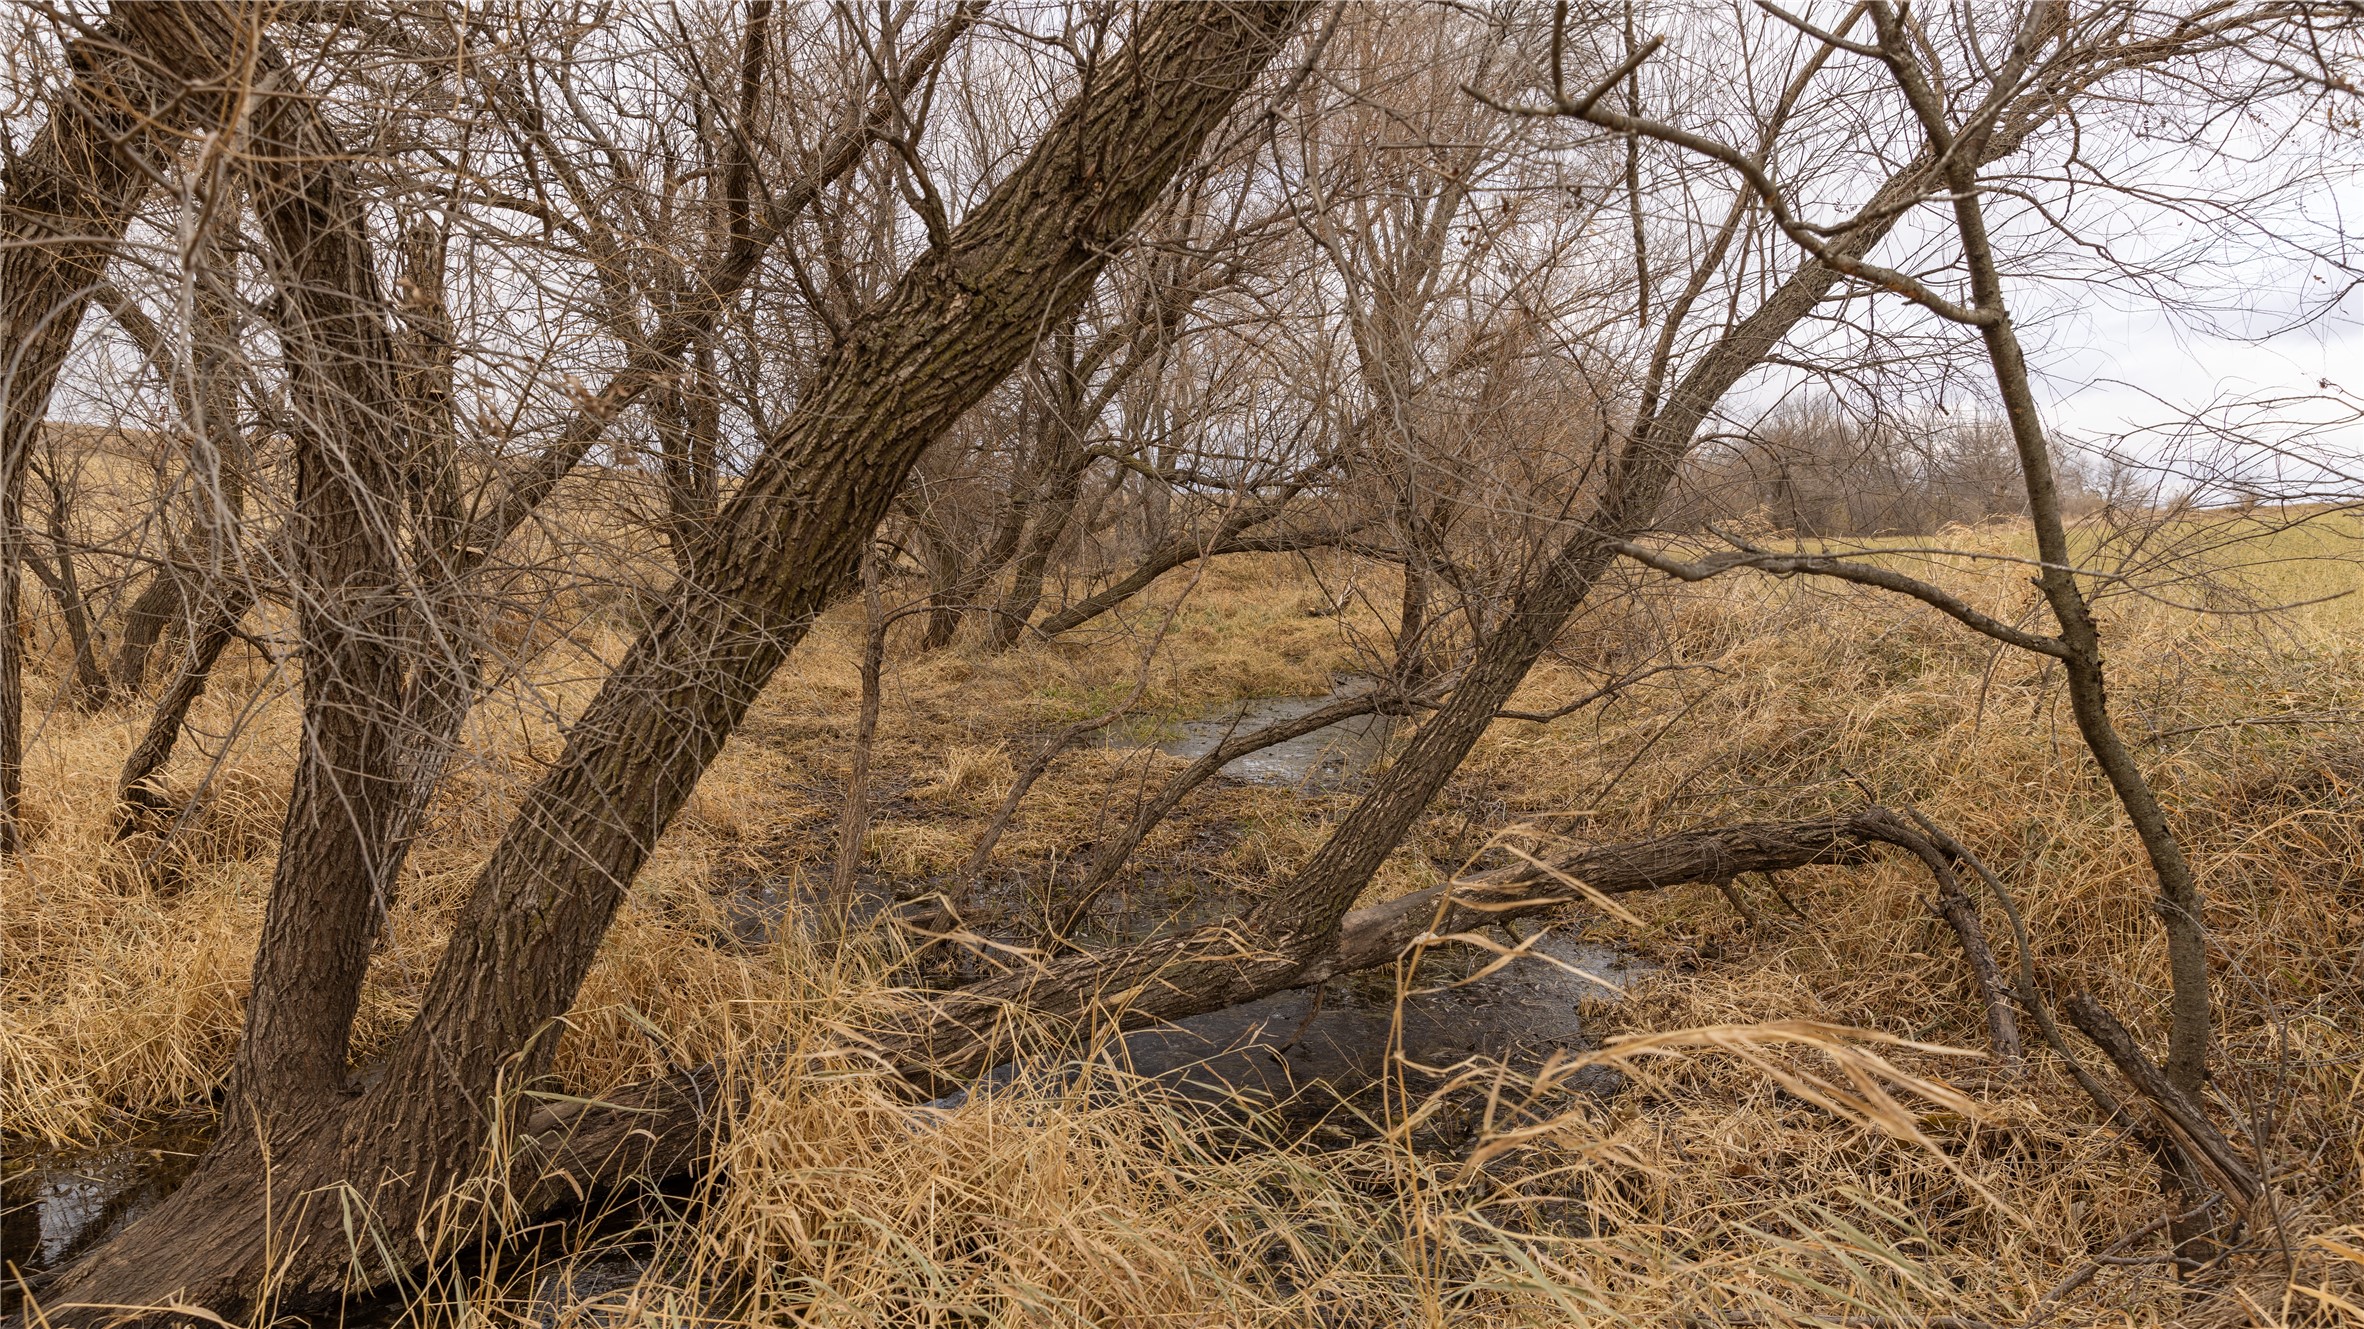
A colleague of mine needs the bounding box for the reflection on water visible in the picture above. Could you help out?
[2,1118,210,1293]
[930,927,1654,1137]
[1148,690,1399,789]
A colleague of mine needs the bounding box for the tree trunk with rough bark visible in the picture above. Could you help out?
[0,14,156,852]
[860,138,2003,1095]
[44,5,1309,1316]
[135,4,428,1129]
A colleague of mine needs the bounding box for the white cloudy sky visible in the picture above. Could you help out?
[1996,119,2363,480]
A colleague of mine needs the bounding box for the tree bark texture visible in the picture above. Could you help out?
[0,14,158,852]
[46,5,1310,1315]
[111,4,430,1124]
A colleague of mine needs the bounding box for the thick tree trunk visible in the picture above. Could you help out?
[28,0,420,1144]
[108,567,182,695]
[159,6,423,1130]
[0,15,157,852]
[46,5,1309,1316]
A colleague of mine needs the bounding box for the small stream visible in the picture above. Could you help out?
[1143,689,1399,790]
[5,689,1642,1314]
[3,1119,209,1296]
[932,925,1649,1144]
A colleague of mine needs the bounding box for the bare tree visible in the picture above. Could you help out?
[5,1,2348,1315]
[0,10,161,853]
[35,2,1310,1314]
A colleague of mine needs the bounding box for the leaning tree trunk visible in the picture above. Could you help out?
[1877,4,2213,1096]
[869,137,1995,1082]
[107,568,181,695]
[0,15,156,852]
[153,4,427,1129]
[46,4,1311,1316]
[114,584,254,823]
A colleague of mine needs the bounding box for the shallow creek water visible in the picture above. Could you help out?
[1144,689,1399,789]
[3,1119,209,1294]
[4,690,1645,1316]
[930,927,1648,1131]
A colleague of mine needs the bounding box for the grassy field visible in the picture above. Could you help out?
[5,511,2362,1325]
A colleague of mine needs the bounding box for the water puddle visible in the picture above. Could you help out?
[1134,688,1400,790]
[930,925,1653,1143]
[2,1117,210,1293]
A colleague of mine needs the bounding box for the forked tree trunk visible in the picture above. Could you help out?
[46,5,1310,1316]
[0,15,157,852]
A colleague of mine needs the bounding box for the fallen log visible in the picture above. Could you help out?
[1316,810,1893,981]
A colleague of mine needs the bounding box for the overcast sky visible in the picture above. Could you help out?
[2015,136,2363,479]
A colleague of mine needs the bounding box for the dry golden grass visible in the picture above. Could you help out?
[5,514,2362,1325]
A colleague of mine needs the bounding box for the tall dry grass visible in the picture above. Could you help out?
[5,515,2362,1325]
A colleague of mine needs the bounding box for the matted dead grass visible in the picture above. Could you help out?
[5,517,2361,1325]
